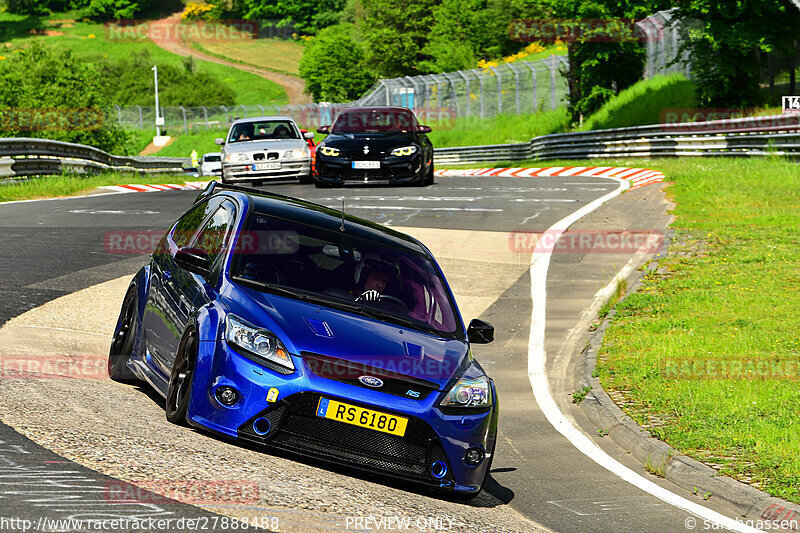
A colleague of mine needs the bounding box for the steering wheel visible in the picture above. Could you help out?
[377,294,406,307]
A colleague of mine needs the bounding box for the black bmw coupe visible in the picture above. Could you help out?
[314,106,434,188]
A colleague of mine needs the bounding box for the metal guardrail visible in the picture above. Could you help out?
[434,114,800,164]
[0,138,186,180]
[3,114,799,179]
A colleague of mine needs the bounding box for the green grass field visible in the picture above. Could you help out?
[0,172,194,202]
[0,13,287,105]
[587,157,799,503]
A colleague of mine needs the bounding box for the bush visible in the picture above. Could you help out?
[96,50,236,107]
[0,43,132,153]
[581,74,696,131]
[298,23,376,102]
[84,0,154,20]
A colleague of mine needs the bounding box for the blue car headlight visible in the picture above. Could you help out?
[225,314,294,371]
[439,375,492,408]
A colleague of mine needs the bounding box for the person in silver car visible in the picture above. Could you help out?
[217,117,314,185]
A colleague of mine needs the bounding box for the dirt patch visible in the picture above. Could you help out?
[139,137,174,156]
[28,29,65,36]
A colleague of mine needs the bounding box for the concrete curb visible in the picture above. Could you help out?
[575,233,800,532]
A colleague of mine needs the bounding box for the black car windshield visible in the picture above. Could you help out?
[204,154,221,162]
[228,120,299,143]
[332,109,416,134]
[231,214,459,336]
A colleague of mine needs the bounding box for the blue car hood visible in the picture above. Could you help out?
[224,285,467,389]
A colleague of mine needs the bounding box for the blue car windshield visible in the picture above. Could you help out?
[231,214,459,336]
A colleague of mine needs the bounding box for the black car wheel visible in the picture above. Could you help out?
[108,288,139,382]
[165,329,198,425]
[424,163,435,186]
[299,171,313,185]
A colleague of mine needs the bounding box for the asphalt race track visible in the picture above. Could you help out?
[0,176,747,532]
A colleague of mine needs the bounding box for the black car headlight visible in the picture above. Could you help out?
[391,146,417,157]
[319,146,340,157]
[225,314,294,371]
[440,375,492,408]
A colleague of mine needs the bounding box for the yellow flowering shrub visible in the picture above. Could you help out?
[182,2,215,20]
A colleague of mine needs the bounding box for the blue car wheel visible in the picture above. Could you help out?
[108,288,138,382]
[166,329,198,425]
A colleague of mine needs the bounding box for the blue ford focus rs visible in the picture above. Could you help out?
[108,182,498,495]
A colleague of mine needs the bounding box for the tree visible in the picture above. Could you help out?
[542,0,670,121]
[0,44,131,153]
[298,23,377,101]
[357,0,439,77]
[674,0,800,107]
[238,0,348,34]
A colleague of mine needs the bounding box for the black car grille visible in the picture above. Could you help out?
[252,152,280,161]
[237,392,454,485]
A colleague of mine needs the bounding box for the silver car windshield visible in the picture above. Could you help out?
[228,120,299,143]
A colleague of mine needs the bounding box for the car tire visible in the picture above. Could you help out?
[165,329,198,426]
[424,163,435,186]
[313,180,332,189]
[108,288,139,382]
[299,171,313,185]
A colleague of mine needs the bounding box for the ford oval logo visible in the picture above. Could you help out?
[358,375,383,388]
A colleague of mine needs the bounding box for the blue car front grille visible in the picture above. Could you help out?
[237,392,454,485]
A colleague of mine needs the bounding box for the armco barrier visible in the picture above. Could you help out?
[435,113,800,164]
[0,138,186,180]
[3,113,799,179]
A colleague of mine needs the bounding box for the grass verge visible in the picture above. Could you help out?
[0,172,193,203]
[585,157,798,503]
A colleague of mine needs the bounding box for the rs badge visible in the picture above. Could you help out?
[266,388,279,403]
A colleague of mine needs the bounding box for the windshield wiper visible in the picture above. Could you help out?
[232,277,364,312]
[355,306,439,335]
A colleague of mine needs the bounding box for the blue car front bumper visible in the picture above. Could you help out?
[186,337,498,493]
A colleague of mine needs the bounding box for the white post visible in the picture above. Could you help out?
[152,65,161,137]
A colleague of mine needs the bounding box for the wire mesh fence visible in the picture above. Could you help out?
[112,56,570,133]
[636,9,693,79]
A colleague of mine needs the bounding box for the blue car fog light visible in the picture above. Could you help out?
[464,448,484,466]
[215,386,240,406]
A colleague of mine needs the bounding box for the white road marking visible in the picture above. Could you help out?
[0,191,129,207]
[344,205,503,212]
[68,209,159,215]
[527,176,761,533]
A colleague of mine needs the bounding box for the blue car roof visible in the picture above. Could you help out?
[223,189,429,255]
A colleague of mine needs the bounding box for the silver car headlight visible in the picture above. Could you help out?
[225,153,248,162]
[225,314,294,371]
[319,146,340,157]
[284,148,309,159]
[391,146,417,157]
[439,375,491,408]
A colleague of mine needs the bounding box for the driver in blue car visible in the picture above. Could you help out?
[354,254,399,302]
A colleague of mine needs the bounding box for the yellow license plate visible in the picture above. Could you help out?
[316,398,408,437]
